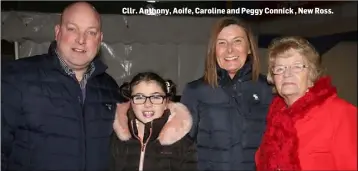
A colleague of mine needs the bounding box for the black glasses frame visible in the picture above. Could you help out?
[130,95,167,105]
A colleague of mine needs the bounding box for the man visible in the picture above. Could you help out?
[1,2,122,170]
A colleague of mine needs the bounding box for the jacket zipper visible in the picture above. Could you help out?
[75,79,86,171]
[56,61,93,171]
[69,75,86,171]
[131,121,153,171]
[81,96,86,171]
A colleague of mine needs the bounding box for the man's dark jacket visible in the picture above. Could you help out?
[1,42,122,171]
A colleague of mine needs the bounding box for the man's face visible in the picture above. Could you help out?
[55,4,103,70]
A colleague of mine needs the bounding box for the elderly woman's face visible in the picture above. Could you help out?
[216,25,251,76]
[272,49,312,100]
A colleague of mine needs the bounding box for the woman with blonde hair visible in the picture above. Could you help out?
[255,36,357,170]
[181,17,273,170]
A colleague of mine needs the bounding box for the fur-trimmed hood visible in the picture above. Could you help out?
[113,102,193,145]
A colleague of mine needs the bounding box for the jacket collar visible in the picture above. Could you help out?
[113,102,193,145]
[271,76,337,117]
[46,41,108,77]
[217,56,253,87]
[126,109,170,145]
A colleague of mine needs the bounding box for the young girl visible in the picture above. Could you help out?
[110,72,197,171]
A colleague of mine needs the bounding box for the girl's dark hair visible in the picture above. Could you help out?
[119,72,176,101]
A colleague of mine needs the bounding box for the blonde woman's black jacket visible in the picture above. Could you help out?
[181,58,273,171]
[110,102,198,171]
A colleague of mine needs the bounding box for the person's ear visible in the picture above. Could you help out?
[55,24,60,40]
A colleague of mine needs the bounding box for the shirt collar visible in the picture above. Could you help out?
[54,49,95,77]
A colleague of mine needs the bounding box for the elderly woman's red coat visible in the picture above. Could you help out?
[255,76,357,171]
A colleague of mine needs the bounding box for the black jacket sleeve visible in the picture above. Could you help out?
[109,133,126,171]
[180,84,200,141]
[1,64,23,171]
[171,136,198,171]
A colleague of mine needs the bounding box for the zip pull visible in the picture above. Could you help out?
[141,127,152,152]
[141,144,146,151]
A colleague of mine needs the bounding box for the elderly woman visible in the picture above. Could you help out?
[181,17,273,170]
[255,36,357,171]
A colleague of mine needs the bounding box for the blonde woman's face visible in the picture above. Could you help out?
[215,24,251,75]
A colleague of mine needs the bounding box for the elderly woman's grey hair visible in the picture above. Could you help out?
[266,36,325,84]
